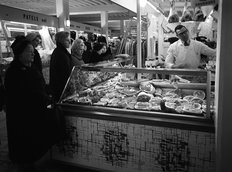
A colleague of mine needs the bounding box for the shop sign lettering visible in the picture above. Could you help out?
[41,18,47,23]
[23,14,47,23]
[23,14,38,21]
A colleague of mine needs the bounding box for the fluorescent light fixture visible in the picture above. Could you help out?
[66,19,70,27]
[8,21,38,26]
[7,27,38,32]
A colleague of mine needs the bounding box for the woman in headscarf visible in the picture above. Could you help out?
[4,36,53,171]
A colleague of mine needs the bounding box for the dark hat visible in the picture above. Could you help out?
[26,32,40,42]
[97,36,107,44]
[11,36,31,56]
[93,42,105,52]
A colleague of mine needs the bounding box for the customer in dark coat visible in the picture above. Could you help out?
[4,36,52,171]
[26,32,43,74]
[49,31,73,102]
[82,33,97,63]
[88,42,106,63]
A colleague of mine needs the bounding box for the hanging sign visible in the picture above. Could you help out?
[191,0,217,7]
[70,21,101,34]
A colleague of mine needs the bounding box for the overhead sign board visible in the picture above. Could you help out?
[0,5,58,27]
[70,21,101,34]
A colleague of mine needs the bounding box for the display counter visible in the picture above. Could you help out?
[52,66,215,172]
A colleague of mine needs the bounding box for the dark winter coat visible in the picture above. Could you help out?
[4,59,52,163]
[0,75,5,111]
[89,50,104,64]
[82,41,92,63]
[49,43,74,102]
[32,48,42,74]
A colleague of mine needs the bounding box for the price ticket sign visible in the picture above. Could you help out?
[191,0,217,7]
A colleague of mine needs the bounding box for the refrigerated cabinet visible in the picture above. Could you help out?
[52,66,215,172]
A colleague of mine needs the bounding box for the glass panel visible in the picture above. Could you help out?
[60,66,211,118]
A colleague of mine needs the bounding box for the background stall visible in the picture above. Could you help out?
[0,4,58,83]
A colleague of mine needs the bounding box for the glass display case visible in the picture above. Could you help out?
[58,65,213,121]
[53,65,215,172]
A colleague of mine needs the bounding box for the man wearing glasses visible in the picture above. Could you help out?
[165,25,216,69]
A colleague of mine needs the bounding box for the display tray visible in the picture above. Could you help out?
[61,77,209,118]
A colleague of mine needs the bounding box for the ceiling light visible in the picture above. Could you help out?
[66,19,70,27]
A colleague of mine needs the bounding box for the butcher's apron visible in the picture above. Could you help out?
[175,44,206,83]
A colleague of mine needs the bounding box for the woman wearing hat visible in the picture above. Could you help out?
[4,36,53,171]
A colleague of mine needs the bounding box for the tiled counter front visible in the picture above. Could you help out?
[52,116,215,172]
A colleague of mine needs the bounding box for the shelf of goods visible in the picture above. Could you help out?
[52,66,215,172]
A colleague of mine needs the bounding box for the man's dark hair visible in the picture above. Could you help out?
[174,25,187,33]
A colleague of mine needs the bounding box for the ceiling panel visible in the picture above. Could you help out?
[0,0,56,15]
[0,0,128,15]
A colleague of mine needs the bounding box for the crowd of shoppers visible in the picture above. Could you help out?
[0,30,114,172]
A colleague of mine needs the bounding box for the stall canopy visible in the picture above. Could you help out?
[0,0,218,31]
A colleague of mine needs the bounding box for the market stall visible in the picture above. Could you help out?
[48,1,218,171]
[1,0,231,171]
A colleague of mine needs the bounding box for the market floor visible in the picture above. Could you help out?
[0,111,99,172]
